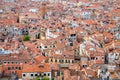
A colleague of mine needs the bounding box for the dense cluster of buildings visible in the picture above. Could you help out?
[0,0,120,80]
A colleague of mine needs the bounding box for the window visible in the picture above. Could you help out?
[70,43,73,46]
[44,73,46,76]
[91,57,95,60]
[25,61,27,64]
[72,60,74,63]
[8,62,10,64]
[68,60,70,63]
[4,61,6,64]
[61,60,64,63]
[23,74,26,77]
[31,74,33,76]
[35,74,37,76]
[8,67,11,70]
[12,62,14,64]
[74,50,76,52]
[39,73,41,76]
[16,67,18,70]
[59,60,61,63]
[83,65,87,68]
[102,57,104,59]
[19,67,21,70]
[48,73,50,76]
[12,67,14,70]
[53,45,55,47]
[65,60,67,63]
[45,46,47,48]
[96,57,98,60]
[55,59,57,62]
[51,59,53,62]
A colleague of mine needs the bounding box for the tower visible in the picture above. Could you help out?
[41,2,47,19]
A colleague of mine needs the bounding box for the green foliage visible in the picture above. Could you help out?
[42,77,50,80]
[35,76,39,80]
[23,35,30,41]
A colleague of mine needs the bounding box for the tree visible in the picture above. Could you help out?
[23,35,30,41]
[42,77,50,80]
[35,76,39,80]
